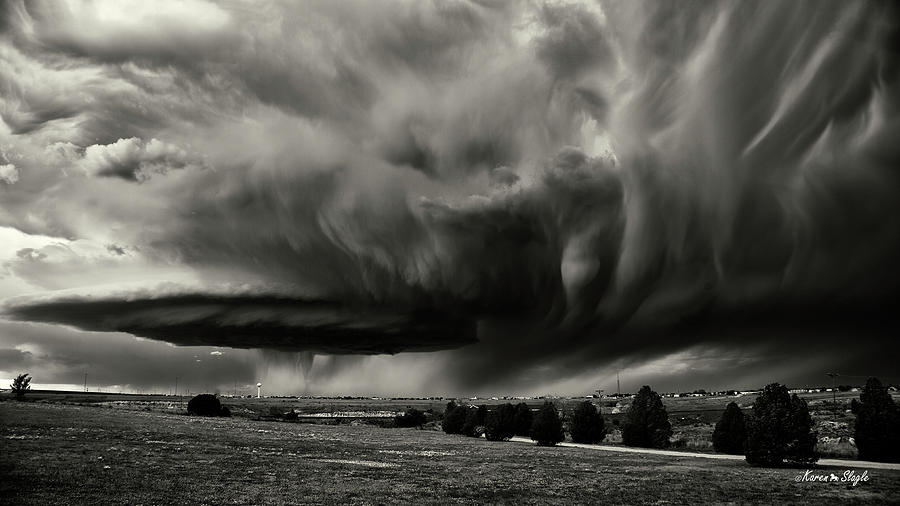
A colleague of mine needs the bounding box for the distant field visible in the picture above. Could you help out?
[2,401,899,504]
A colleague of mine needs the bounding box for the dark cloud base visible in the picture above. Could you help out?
[2,294,477,355]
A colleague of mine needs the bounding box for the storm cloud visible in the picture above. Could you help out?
[1,0,899,394]
[4,293,476,354]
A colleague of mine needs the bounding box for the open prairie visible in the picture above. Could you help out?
[2,401,899,505]
[11,388,879,457]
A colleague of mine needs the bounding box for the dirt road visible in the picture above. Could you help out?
[507,437,900,471]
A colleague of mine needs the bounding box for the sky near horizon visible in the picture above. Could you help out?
[1,0,899,396]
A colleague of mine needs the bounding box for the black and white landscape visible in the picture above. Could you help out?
[1,1,899,504]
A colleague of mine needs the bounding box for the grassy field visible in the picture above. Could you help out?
[2,401,899,505]
[8,389,883,459]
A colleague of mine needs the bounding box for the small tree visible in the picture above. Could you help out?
[442,402,466,435]
[395,408,427,428]
[11,373,31,401]
[484,403,517,441]
[851,377,900,462]
[745,383,818,467]
[622,385,672,448]
[514,402,533,437]
[712,402,747,454]
[531,401,564,446]
[569,401,606,444]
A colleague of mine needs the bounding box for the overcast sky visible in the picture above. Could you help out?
[1,0,898,396]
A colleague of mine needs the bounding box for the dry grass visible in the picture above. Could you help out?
[2,402,899,505]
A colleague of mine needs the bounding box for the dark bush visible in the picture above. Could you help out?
[622,386,672,448]
[851,377,900,462]
[461,407,481,437]
[569,401,606,444]
[531,401,564,446]
[442,402,466,435]
[443,400,456,420]
[745,383,818,467]
[395,408,427,428]
[514,402,533,437]
[187,393,230,417]
[476,405,488,425]
[484,403,517,441]
[712,402,747,454]
[283,409,298,421]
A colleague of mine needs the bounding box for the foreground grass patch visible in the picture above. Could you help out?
[1,402,898,504]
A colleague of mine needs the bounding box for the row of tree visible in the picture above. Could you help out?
[711,383,817,466]
[442,399,609,446]
[443,401,535,439]
[712,378,900,464]
[439,378,899,466]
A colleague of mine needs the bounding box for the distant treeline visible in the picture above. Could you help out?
[424,378,900,466]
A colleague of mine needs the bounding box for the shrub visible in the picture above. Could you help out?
[531,401,564,446]
[484,403,517,441]
[569,401,606,444]
[851,377,900,462]
[514,402,533,437]
[712,402,747,454]
[11,373,31,401]
[745,383,818,467]
[622,385,672,448]
[442,402,466,435]
[187,393,229,417]
[395,408,427,428]
[461,407,481,437]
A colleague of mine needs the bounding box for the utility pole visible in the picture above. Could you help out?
[175,376,179,398]
[826,372,839,422]
[617,370,621,396]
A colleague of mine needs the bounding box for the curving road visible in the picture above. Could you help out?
[507,437,900,471]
